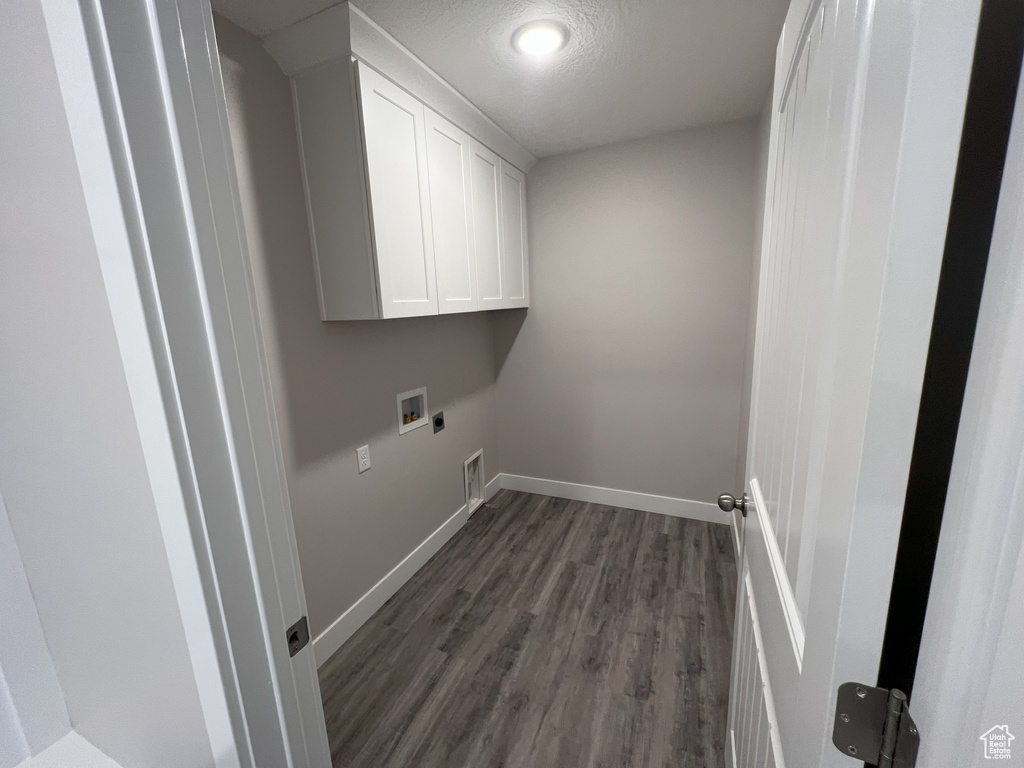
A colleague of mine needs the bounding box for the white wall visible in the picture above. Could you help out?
[0,493,69,768]
[0,2,215,765]
[494,122,759,504]
[215,16,501,641]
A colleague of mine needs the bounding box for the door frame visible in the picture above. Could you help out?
[878,0,1024,697]
[57,0,1024,766]
[51,1,332,766]
[911,38,1024,762]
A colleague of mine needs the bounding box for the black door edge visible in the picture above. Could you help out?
[877,0,1024,698]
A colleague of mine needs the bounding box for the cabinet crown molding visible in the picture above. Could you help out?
[263,2,535,174]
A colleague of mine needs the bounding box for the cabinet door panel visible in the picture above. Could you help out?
[500,160,528,308]
[357,63,438,318]
[470,140,504,310]
[425,109,477,313]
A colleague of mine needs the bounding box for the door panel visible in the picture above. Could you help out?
[470,139,504,309]
[357,63,437,318]
[730,570,785,768]
[425,108,478,314]
[729,0,979,765]
[500,160,528,308]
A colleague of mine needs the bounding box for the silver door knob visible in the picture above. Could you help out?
[718,493,749,517]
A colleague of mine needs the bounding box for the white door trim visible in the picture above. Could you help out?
[65,1,331,766]
[912,58,1024,764]
[38,3,243,765]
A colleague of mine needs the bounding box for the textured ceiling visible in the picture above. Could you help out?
[212,0,789,158]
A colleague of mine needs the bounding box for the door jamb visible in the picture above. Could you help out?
[878,0,1024,698]
[60,0,332,765]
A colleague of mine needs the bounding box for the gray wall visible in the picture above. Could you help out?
[494,122,759,503]
[0,2,214,765]
[735,97,774,487]
[215,17,501,640]
[0,493,69,768]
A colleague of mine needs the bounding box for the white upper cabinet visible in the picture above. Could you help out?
[424,109,478,314]
[282,5,532,321]
[470,139,505,311]
[500,160,529,309]
[357,63,438,319]
[471,144,530,311]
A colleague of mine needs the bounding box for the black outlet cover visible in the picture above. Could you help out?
[433,411,445,433]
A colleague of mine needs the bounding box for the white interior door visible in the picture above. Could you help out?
[357,62,438,318]
[470,138,505,310]
[728,1,980,766]
[425,107,478,313]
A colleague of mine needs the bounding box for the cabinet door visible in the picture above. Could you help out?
[469,139,505,310]
[500,160,529,308]
[357,63,438,318]
[424,109,478,313]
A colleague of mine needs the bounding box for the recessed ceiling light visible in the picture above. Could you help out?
[513,21,567,57]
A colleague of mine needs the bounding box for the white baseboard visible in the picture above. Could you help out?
[21,732,123,768]
[497,473,726,525]
[312,502,470,667]
[485,473,502,501]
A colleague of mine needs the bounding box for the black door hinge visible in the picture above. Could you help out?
[832,682,920,767]
[286,616,310,658]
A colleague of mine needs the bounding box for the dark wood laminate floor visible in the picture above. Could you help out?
[318,490,737,768]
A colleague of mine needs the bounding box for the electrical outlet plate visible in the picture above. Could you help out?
[433,411,445,433]
[357,444,371,473]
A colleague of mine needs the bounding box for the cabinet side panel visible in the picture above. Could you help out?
[293,60,378,320]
